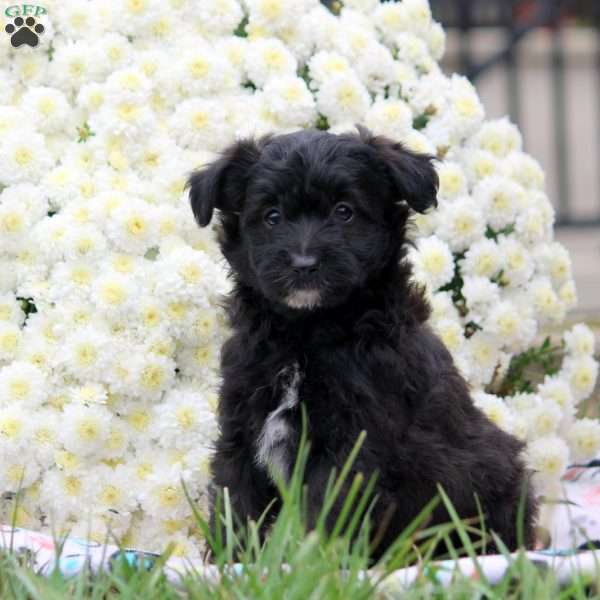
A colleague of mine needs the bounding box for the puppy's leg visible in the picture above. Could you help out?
[484,478,537,552]
[208,435,278,556]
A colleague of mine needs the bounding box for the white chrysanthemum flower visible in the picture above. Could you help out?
[436,162,467,201]
[47,261,97,304]
[534,242,572,288]
[350,40,396,93]
[515,207,550,246]
[529,189,555,230]
[16,332,55,376]
[76,82,107,115]
[0,323,22,363]
[62,326,111,381]
[91,271,137,317]
[1,183,49,225]
[409,235,454,290]
[90,99,157,141]
[69,383,109,407]
[87,464,138,514]
[365,99,412,139]
[497,236,535,288]
[526,435,569,490]
[566,419,600,463]
[435,197,486,252]
[484,300,537,353]
[138,466,192,520]
[0,200,33,254]
[316,73,371,126]
[99,420,130,460]
[60,403,112,457]
[525,399,562,440]
[463,332,501,387]
[431,317,464,354]
[0,361,47,407]
[246,38,298,86]
[308,51,353,89]
[400,128,436,155]
[10,50,50,86]
[246,0,316,33]
[41,470,91,515]
[561,355,598,403]
[472,391,514,434]
[0,106,26,138]
[126,352,176,401]
[21,86,71,134]
[558,280,578,311]
[446,75,485,136]
[0,455,40,492]
[30,408,61,467]
[460,238,503,279]
[0,295,25,327]
[0,131,53,185]
[373,2,411,44]
[194,0,244,37]
[169,98,231,151]
[503,151,545,190]
[154,387,217,449]
[0,404,31,451]
[177,343,219,381]
[528,277,565,325]
[177,45,240,97]
[105,199,159,255]
[394,32,431,70]
[61,224,108,262]
[469,117,522,158]
[154,245,227,304]
[49,40,101,91]
[262,76,317,127]
[411,209,438,237]
[462,276,500,322]
[537,375,575,424]
[429,290,460,322]
[563,324,596,357]
[461,148,500,185]
[181,307,222,345]
[472,176,523,231]
[426,21,446,60]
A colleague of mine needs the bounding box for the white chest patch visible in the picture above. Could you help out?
[255,363,301,482]
[285,289,321,310]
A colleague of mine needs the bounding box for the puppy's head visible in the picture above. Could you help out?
[187,125,438,312]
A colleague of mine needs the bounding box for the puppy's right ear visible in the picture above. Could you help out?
[186,138,262,227]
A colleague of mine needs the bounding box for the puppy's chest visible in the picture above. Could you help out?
[255,363,302,482]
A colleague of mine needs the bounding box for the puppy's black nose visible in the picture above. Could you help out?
[291,253,319,274]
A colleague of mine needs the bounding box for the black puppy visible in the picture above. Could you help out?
[187,125,536,558]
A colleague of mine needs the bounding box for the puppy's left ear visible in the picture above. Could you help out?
[356,124,438,214]
[186,137,264,227]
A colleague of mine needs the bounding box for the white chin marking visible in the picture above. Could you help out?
[285,289,321,310]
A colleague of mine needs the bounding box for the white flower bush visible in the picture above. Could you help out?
[0,0,598,553]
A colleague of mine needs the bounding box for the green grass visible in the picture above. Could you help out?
[2,427,599,599]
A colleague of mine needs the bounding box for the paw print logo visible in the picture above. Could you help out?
[5,16,45,48]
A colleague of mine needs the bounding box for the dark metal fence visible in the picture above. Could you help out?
[429,0,600,226]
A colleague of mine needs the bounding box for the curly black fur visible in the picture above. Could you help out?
[187,126,536,559]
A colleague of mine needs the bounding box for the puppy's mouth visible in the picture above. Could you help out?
[284,288,322,310]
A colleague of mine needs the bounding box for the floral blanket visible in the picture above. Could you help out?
[1,463,599,589]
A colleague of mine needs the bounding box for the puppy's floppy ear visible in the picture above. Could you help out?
[186,137,263,227]
[356,124,438,214]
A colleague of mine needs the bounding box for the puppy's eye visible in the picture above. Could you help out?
[333,203,354,222]
[264,208,281,227]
